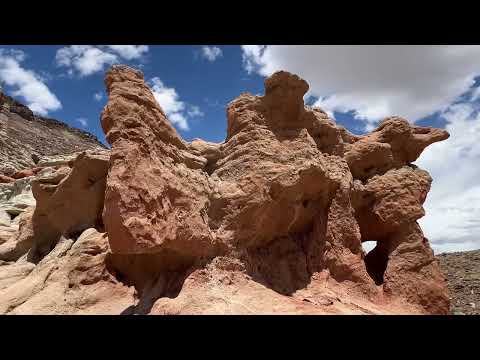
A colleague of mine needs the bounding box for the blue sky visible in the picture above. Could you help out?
[0,45,267,144]
[0,45,384,145]
[1,45,480,254]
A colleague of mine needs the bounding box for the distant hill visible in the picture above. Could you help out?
[0,91,106,174]
[436,250,480,315]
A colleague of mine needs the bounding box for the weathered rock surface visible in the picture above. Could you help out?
[0,150,109,262]
[101,68,213,258]
[0,209,10,228]
[0,175,37,217]
[98,66,449,314]
[0,66,451,315]
[0,91,107,173]
[0,228,135,314]
[0,150,130,314]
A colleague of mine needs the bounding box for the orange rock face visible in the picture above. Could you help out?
[11,169,35,180]
[99,66,450,314]
[0,65,450,315]
[101,67,214,258]
[0,175,15,184]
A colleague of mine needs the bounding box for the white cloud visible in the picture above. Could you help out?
[56,45,118,77]
[76,117,88,127]
[0,48,62,116]
[168,113,189,131]
[187,105,204,118]
[471,86,480,102]
[94,92,103,101]
[150,77,185,114]
[240,45,480,128]
[105,45,149,60]
[149,77,203,131]
[55,45,149,77]
[201,46,223,62]
[242,45,266,74]
[416,100,480,253]
[0,49,26,62]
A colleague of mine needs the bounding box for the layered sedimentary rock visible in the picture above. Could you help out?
[0,91,106,174]
[0,65,450,314]
[0,150,109,262]
[0,150,127,315]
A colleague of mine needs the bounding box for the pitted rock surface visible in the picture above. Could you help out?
[99,66,449,314]
[0,66,451,315]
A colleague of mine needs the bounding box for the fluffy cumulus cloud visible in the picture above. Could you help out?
[416,98,480,253]
[56,45,117,77]
[55,45,149,77]
[150,77,203,131]
[201,46,223,62]
[241,45,480,129]
[105,45,149,60]
[76,117,88,127]
[0,48,62,116]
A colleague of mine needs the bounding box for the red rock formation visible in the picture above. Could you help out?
[101,67,214,258]
[11,169,35,179]
[0,175,15,184]
[0,66,450,315]
[100,66,450,314]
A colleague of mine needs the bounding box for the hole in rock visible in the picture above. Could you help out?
[363,240,389,286]
[361,241,376,254]
[9,212,19,221]
[204,160,217,176]
[31,153,40,164]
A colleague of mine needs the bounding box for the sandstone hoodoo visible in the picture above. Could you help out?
[0,65,450,314]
